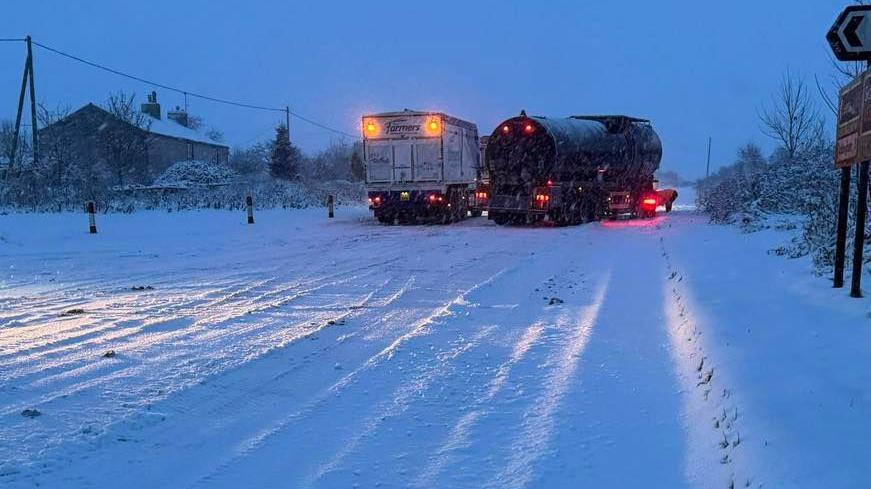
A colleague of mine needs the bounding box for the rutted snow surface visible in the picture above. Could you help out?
[1,202,870,488]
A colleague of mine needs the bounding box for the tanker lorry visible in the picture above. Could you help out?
[485,111,664,225]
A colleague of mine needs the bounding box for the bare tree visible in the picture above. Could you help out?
[205,127,224,143]
[187,115,203,131]
[37,103,73,185]
[229,142,270,176]
[36,102,70,127]
[0,120,31,169]
[759,69,824,159]
[104,92,150,129]
[99,91,151,185]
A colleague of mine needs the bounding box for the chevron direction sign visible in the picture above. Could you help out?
[829,6,871,61]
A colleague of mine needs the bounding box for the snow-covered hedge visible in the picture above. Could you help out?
[0,172,364,214]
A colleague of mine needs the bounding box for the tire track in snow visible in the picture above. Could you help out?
[0,263,276,335]
[414,322,545,488]
[17,270,417,487]
[0,260,392,386]
[0,252,393,359]
[487,275,610,489]
[185,267,512,488]
[0,270,381,418]
[0,274,401,484]
[326,266,511,394]
[659,236,758,489]
[0,275,262,360]
[183,280,406,427]
[303,325,498,488]
[0,258,399,421]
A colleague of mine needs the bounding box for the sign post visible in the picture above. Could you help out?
[829,6,871,296]
[834,168,851,288]
[852,161,869,297]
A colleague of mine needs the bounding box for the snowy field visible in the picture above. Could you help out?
[1,194,870,488]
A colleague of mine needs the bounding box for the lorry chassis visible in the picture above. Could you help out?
[488,181,657,226]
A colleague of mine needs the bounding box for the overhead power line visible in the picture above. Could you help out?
[289,111,358,139]
[0,38,26,42]
[27,39,358,139]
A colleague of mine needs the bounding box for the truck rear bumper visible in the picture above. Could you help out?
[367,190,447,215]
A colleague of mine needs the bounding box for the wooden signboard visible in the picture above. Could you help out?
[837,73,863,167]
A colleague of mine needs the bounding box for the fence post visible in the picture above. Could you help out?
[327,195,334,219]
[86,201,97,234]
[246,194,254,224]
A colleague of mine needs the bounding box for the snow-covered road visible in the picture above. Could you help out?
[2,202,870,488]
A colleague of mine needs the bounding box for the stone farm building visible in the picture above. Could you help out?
[38,92,229,184]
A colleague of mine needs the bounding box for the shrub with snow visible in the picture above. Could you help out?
[153,160,238,188]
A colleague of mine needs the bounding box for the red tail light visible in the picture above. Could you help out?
[368,195,383,207]
[427,194,444,204]
[641,195,658,209]
[476,191,488,200]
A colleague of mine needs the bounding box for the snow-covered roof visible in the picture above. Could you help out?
[144,114,227,148]
[46,103,228,148]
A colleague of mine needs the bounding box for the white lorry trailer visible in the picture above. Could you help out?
[362,110,480,224]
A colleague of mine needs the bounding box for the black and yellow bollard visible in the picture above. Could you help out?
[86,201,97,234]
[246,195,254,224]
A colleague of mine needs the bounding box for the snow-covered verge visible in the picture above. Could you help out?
[1,202,869,488]
[660,212,871,489]
[696,142,870,279]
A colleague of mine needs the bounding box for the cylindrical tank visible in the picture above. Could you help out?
[486,114,662,189]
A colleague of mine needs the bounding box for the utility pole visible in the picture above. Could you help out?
[27,36,37,166]
[285,106,290,142]
[10,36,38,170]
[705,136,711,178]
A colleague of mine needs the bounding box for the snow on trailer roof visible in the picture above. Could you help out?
[364,109,478,131]
[523,114,654,143]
